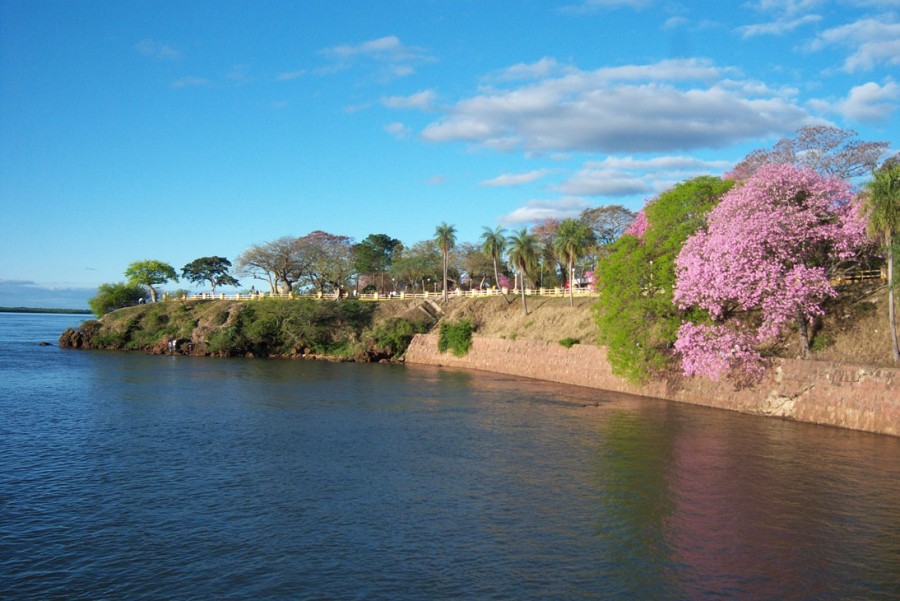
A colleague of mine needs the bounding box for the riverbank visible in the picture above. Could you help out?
[405,334,899,437]
[58,294,899,436]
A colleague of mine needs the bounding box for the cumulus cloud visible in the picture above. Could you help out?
[318,35,434,79]
[808,18,900,72]
[810,80,900,123]
[420,58,809,154]
[560,155,732,196]
[385,122,411,138]
[737,14,822,38]
[277,69,307,81]
[134,39,180,60]
[480,170,550,187]
[170,76,212,89]
[499,197,591,225]
[382,90,438,110]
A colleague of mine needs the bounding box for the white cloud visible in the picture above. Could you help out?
[560,155,732,196]
[809,18,900,72]
[811,80,900,123]
[385,122,411,138]
[487,58,569,82]
[560,0,654,13]
[134,39,180,60]
[420,59,809,154]
[480,170,550,187]
[737,14,822,38]
[499,197,590,224]
[277,70,306,81]
[318,35,434,79]
[382,90,438,110]
[747,0,823,16]
[663,16,689,30]
[170,76,212,89]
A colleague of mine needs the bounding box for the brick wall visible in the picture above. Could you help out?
[405,334,899,437]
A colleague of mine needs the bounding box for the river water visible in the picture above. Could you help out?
[1,312,899,600]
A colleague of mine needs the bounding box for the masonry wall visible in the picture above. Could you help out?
[405,334,899,437]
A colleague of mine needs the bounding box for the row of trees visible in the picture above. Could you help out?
[593,126,898,381]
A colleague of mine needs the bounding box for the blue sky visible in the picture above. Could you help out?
[1,0,898,308]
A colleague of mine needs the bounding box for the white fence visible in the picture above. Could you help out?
[164,286,598,302]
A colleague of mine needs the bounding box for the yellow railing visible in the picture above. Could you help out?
[830,269,885,285]
[163,286,598,302]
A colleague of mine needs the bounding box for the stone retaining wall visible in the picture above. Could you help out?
[405,334,899,437]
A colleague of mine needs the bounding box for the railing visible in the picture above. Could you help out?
[830,269,885,285]
[163,286,598,302]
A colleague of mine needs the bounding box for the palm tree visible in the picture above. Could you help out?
[434,222,457,302]
[479,226,507,293]
[507,228,539,315]
[863,162,900,363]
[553,218,595,307]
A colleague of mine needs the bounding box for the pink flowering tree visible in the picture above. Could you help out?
[673,164,869,382]
[622,208,648,239]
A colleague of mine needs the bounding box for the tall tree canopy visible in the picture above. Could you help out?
[727,126,888,182]
[553,218,595,306]
[181,256,239,295]
[862,158,900,362]
[124,260,178,302]
[235,236,311,293]
[434,222,457,302]
[674,164,869,381]
[507,228,539,315]
[354,234,402,292]
[479,226,507,290]
[594,176,734,382]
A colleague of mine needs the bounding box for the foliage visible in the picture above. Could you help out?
[727,126,888,181]
[558,337,580,349]
[353,234,402,292]
[594,176,734,382]
[300,230,355,296]
[235,236,310,293]
[181,256,240,295]
[437,318,474,357]
[553,218,595,306]
[580,205,636,263]
[507,228,540,315]
[206,299,376,356]
[88,282,149,317]
[124,260,178,302]
[390,240,443,293]
[367,317,430,358]
[455,242,495,289]
[479,226,507,289]
[434,222,457,302]
[531,218,563,286]
[861,159,900,362]
[673,164,869,380]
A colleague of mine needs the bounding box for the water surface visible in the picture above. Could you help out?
[1,313,898,599]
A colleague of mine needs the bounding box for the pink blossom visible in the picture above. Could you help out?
[673,164,868,381]
[623,209,648,239]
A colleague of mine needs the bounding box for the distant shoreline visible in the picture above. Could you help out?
[0,307,92,314]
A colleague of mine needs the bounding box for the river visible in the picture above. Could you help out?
[1,312,898,600]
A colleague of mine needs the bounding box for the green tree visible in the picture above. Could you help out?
[479,226,507,290]
[594,176,734,382]
[553,218,595,306]
[862,160,900,363]
[507,228,539,315]
[88,282,149,317]
[181,256,240,295]
[124,260,178,302]
[434,222,457,302]
[390,240,442,293]
[353,234,402,293]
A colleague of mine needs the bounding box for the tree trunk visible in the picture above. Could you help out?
[520,270,529,315]
[442,252,449,303]
[568,260,574,307]
[888,234,899,363]
[797,313,810,359]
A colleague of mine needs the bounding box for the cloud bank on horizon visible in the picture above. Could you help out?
[0,0,897,306]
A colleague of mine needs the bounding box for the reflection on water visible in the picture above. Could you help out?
[1,313,899,600]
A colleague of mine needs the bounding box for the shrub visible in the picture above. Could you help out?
[369,317,429,358]
[88,282,149,317]
[438,319,474,357]
[559,337,580,348]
